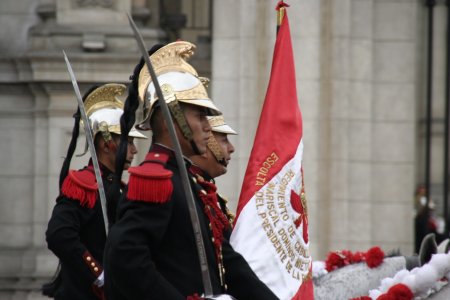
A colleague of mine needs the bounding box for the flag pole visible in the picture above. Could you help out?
[276,1,286,34]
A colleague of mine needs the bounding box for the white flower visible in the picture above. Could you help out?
[312,261,327,279]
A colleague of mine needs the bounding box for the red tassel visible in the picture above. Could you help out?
[61,170,97,208]
[127,163,173,203]
[127,175,173,203]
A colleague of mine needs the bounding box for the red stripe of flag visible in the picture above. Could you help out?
[236,4,302,220]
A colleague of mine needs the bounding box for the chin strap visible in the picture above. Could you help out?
[207,133,225,164]
[161,84,202,155]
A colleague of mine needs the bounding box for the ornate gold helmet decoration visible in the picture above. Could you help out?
[136,41,221,131]
[83,83,147,141]
[208,115,237,135]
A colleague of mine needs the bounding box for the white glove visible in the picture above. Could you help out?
[94,271,104,287]
[205,295,236,300]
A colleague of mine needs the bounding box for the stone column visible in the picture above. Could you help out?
[370,0,418,253]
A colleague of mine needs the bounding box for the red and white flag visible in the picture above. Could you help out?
[230,2,313,300]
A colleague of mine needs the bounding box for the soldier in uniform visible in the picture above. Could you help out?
[104,41,278,299]
[45,83,146,300]
[189,115,237,226]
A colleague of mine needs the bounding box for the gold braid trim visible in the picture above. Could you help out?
[151,82,210,103]
[167,100,193,142]
[218,193,235,225]
[207,132,225,163]
[84,83,125,116]
[208,115,226,128]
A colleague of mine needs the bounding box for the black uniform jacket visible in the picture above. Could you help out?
[46,162,113,300]
[104,144,279,300]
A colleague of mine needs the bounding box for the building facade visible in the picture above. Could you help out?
[0,0,448,298]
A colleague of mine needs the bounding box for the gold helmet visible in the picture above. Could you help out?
[136,41,221,132]
[83,83,147,141]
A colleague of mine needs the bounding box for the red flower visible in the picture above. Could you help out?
[341,250,353,265]
[377,295,393,300]
[387,283,413,300]
[326,246,385,273]
[366,246,384,268]
[350,296,372,300]
[325,251,345,271]
[352,251,365,263]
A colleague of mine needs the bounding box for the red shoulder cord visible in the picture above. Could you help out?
[196,178,230,263]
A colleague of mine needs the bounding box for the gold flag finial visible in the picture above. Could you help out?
[276,1,289,28]
[277,4,285,26]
